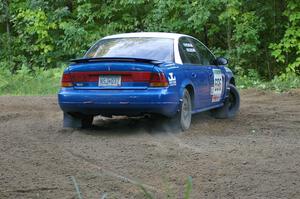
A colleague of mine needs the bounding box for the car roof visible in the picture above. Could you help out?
[102,32,191,40]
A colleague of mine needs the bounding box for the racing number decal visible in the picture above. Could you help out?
[211,69,223,102]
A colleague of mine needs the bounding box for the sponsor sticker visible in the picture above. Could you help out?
[211,69,223,102]
[168,73,176,86]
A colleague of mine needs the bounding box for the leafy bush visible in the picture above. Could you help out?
[236,69,263,89]
[1,0,299,79]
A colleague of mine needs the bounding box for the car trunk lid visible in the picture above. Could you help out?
[67,58,167,90]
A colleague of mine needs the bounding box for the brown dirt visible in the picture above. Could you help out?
[0,89,300,199]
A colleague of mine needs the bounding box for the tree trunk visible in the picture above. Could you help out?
[203,25,208,46]
[227,19,231,52]
[4,0,12,68]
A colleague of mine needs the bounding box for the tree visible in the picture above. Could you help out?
[270,0,300,75]
[0,0,298,80]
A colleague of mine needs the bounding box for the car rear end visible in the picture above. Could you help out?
[58,59,179,117]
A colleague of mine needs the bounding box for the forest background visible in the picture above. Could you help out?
[0,0,299,94]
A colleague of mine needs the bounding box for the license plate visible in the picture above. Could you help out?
[98,75,121,87]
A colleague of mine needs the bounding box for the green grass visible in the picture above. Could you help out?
[0,66,299,96]
[0,66,64,95]
[236,70,300,92]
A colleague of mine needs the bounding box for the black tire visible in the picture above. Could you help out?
[81,115,94,128]
[211,84,240,119]
[171,89,192,131]
[63,112,93,128]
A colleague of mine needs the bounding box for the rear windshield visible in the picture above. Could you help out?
[85,37,174,62]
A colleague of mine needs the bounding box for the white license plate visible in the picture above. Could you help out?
[98,75,121,87]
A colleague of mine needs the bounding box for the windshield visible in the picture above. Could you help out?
[85,37,174,62]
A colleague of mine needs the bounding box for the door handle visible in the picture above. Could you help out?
[192,73,197,78]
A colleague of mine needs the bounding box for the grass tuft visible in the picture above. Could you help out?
[236,70,300,92]
[183,176,193,199]
[0,65,64,95]
[70,176,83,199]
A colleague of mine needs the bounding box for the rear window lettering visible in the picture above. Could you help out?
[186,48,196,53]
[179,37,201,65]
[183,43,193,47]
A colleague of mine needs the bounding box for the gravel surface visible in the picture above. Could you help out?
[0,89,300,199]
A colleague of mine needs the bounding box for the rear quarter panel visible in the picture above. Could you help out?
[160,63,195,105]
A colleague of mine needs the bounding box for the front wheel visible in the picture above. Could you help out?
[211,84,240,119]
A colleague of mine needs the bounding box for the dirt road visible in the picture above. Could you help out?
[0,89,300,199]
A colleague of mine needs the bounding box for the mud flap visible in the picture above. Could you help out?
[63,112,81,128]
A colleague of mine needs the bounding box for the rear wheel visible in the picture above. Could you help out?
[170,89,192,131]
[63,112,94,128]
[211,84,240,119]
[81,115,94,128]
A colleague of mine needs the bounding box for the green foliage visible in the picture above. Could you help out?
[270,0,300,73]
[12,8,56,68]
[267,73,300,91]
[237,70,300,92]
[232,12,264,69]
[269,0,300,74]
[183,176,193,199]
[0,0,299,94]
[0,64,63,95]
[236,69,264,89]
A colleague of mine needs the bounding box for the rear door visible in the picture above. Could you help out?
[189,38,226,105]
[178,37,211,109]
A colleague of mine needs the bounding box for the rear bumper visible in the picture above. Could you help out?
[58,87,180,117]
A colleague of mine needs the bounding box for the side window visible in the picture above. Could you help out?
[178,37,201,65]
[190,38,215,65]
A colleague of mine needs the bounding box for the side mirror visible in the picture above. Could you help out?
[214,57,228,65]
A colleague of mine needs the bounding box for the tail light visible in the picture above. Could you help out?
[61,73,73,87]
[149,72,169,87]
[60,71,168,87]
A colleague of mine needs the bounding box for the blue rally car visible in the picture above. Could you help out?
[58,32,240,130]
